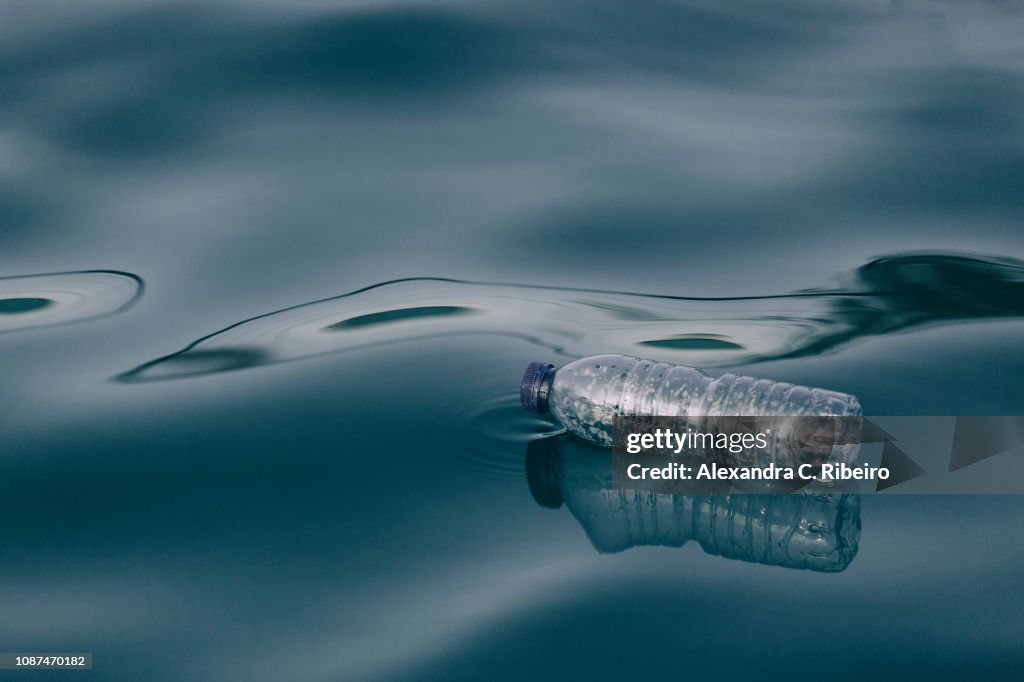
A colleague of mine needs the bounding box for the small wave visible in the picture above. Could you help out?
[458,394,565,479]
[0,271,143,334]
[117,252,1024,383]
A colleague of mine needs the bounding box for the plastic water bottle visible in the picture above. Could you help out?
[520,354,862,447]
[526,436,860,571]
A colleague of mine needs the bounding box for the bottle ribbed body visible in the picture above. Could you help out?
[547,354,862,448]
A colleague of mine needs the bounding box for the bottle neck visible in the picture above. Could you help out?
[520,362,557,413]
[535,366,556,413]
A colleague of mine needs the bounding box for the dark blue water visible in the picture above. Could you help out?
[2,2,1024,680]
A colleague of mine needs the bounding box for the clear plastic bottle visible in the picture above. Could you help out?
[520,354,862,448]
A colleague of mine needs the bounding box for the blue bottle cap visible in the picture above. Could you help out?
[520,362,555,413]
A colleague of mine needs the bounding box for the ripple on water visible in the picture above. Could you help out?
[117,252,1024,380]
[115,277,833,382]
[437,392,565,480]
[0,271,142,333]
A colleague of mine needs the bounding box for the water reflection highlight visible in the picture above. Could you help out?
[526,435,861,572]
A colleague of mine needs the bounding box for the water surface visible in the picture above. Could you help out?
[2,1,1024,680]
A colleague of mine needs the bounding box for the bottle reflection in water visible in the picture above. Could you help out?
[526,436,861,572]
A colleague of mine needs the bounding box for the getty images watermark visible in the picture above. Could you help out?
[611,415,1024,494]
